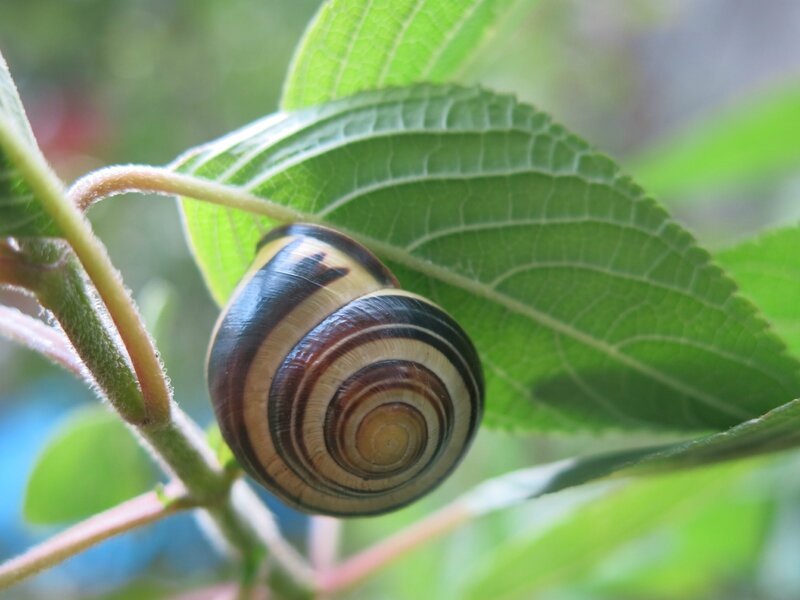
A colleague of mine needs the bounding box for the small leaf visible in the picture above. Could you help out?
[281,0,523,110]
[717,225,800,359]
[0,51,61,236]
[462,463,762,600]
[206,422,239,474]
[174,84,800,432]
[24,406,157,524]
[631,83,800,199]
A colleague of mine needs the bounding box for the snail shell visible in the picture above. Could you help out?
[207,224,484,516]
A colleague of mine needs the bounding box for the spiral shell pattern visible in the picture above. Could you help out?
[208,224,484,516]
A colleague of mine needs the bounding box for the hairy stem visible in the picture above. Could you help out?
[0,484,194,589]
[30,241,148,423]
[69,165,305,222]
[0,240,37,289]
[2,241,314,591]
[53,273,314,586]
[0,305,83,376]
[5,132,171,424]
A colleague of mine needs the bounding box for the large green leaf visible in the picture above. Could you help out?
[631,83,800,199]
[462,462,766,600]
[281,0,522,110]
[174,84,800,432]
[717,225,800,359]
[24,406,157,524]
[0,51,61,236]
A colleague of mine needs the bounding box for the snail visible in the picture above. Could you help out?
[207,223,484,516]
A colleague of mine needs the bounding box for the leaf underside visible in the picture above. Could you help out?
[174,84,800,433]
[458,397,800,523]
[0,52,60,236]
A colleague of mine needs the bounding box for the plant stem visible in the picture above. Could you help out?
[4,132,172,424]
[69,165,305,222]
[2,145,315,585]
[69,165,508,594]
[30,243,149,424]
[0,484,194,590]
[309,517,341,600]
[308,517,341,572]
[317,503,471,595]
[51,286,314,585]
[12,244,314,591]
[137,415,314,587]
[0,305,84,376]
[0,240,36,289]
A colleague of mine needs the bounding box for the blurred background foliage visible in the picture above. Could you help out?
[0,0,798,598]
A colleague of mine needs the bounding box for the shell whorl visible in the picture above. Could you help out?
[207,224,484,516]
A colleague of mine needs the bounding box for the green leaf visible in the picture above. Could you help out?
[462,463,763,600]
[137,278,178,360]
[281,0,522,110]
[205,422,238,474]
[585,492,768,598]
[631,83,800,199]
[632,398,800,473]
[174,84,800,432]
[716,225,800,359]
[0,51,61,236]
[24,406,157,524]
[456,398,800,519]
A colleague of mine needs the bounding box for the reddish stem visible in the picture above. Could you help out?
[0,484,193,590]
[317,503,471,595]
[0,305,84,376]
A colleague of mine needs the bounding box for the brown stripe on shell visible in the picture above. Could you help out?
[258,223,399,289]
[272,326,460,493]
[325,361,449,479]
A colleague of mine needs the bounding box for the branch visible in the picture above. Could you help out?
[0,305,84,376]
[0,484,194,590]
[5,133,172,424]
[170,583,268,600]
[1,148,313,585]
[10,244,314,590]
[29,243,150,424]
[308,517,341,573]
[317,503,470,595]
[11,246,316,589]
